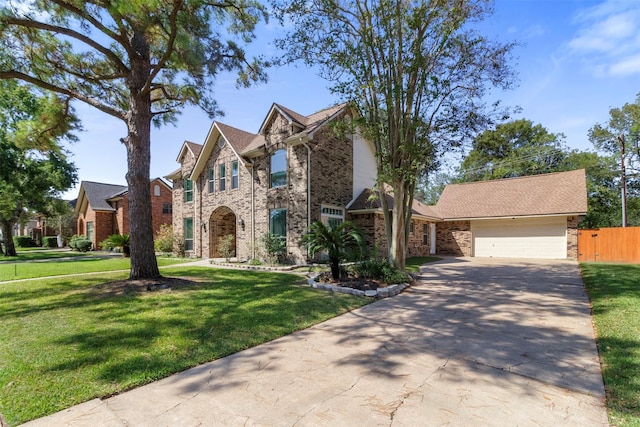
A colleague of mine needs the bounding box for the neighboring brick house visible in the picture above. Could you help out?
[167,101,587,262]
[74,178,173,249]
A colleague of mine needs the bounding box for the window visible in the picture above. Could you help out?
[154,184,160,196]
[270,149,287,188]
[410,221,415,234]
[321,206,344,228]
[423,223,429,245]
[232,160,239,189]
[269,208,287,237]
[184,179,193,202]
[184,218,194,251]
[86,221,94,242]
[208,168,215,193]
[162,203,172,214]
[219,163,226,191]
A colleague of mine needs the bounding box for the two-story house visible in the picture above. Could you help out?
[166,102,386,263]
[167,101,587,263]
[75,178,173,249]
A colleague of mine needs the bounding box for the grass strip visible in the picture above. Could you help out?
[581,262,640,427]
[0,266,369,426]
[0,256,190,281]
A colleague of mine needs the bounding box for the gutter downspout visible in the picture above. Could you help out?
[250,159,256,260]
[302,141,311,258]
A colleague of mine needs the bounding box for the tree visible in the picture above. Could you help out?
[0,1,267,278]
[0,80,78,256]
[457,119,567,181]
[276,0,515,269]
[589,93,640,226]
[300,221,364,280]
[455,118,627,228]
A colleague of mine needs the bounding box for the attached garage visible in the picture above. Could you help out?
[471,217,567,259]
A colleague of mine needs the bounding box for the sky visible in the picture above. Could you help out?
[60,0,640,199]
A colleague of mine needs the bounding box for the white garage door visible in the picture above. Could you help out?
[472,217,567,259]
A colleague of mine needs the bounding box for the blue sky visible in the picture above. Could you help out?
[61,0,640,199]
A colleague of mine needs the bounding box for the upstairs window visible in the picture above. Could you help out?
[208,168,215,193]
[232,160,239,189]
[154,184,160,196]
[270,149,287,188]
[219,163,226,191]
[162,203,172,214]
[184,179,193,202]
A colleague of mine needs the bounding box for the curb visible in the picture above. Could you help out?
[307,275,410,298]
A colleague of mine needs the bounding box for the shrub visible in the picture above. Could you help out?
[218,234,235,261]
[261,233,287,264]
[154,224,176,254]
[42,236,58,248]
[69,235,92,252]
[104,234,130,257]
[13,236,37,248]
[351,258,410,285]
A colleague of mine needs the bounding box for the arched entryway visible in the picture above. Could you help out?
[209,206,237,258]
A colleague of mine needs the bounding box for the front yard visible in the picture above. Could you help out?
[0,266,369,426]
[581,262,640,427]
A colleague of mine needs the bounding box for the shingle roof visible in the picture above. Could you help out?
[81,181,128,212]
[216,122,260,153]
[435,169,588,219]
[348,189,440,218]
[185,141,203,158]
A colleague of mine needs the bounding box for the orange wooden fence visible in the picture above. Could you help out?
[578,227,640,263]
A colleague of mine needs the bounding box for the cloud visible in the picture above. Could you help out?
[567,0,640,76]
[524,24,546,38]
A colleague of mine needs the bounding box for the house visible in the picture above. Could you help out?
[74,178,173,249]
[166,102,378,263]
[167,100,587,262]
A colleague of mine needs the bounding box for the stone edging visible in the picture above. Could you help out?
[307,276,410,298]
[209,261,302,271]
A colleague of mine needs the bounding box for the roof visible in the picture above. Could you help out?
[347,189,440,219]
[78,181,128,212]
[434,169,588,220]
[347,170,587,221]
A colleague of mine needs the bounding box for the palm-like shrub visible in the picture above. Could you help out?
[300,221,365,280]
[105,234,130,257]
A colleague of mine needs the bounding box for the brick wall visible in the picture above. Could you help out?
[436,220,472,256]
[566,215,582,260]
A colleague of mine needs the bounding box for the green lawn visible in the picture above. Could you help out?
[0,256,190,281]
[405,256,441,273]
[581,262,640,427]
[1,250,88,261]
[0,266,369,426]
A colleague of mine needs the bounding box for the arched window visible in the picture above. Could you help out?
[154,184,160,196]
[270,149,287,188]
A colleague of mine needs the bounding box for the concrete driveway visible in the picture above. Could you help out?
[24,257,608,426]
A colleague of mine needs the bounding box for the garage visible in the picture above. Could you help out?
[472,217,568,259]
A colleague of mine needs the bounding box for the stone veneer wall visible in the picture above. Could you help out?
[348,213,431,258]
[172,149,198,256]
[436,220,472,256]
[566,215,581,260]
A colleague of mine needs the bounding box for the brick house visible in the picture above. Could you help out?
[167,101,587,262]
[74,178,173,249]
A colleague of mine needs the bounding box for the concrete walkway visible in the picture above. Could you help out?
[23,257,608,426]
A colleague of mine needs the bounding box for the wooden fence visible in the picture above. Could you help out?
[578,227,640,263]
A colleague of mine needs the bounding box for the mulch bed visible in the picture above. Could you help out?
[91,276,201,296]
[314,272,387,291]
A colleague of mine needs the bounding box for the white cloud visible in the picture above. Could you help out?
[568,0,640,76]
[610,54,640,76]
[524,24,546,38]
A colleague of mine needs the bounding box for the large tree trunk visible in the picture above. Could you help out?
[1,220,17,257]
[389,183,407,270]
[124,32,160,279]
